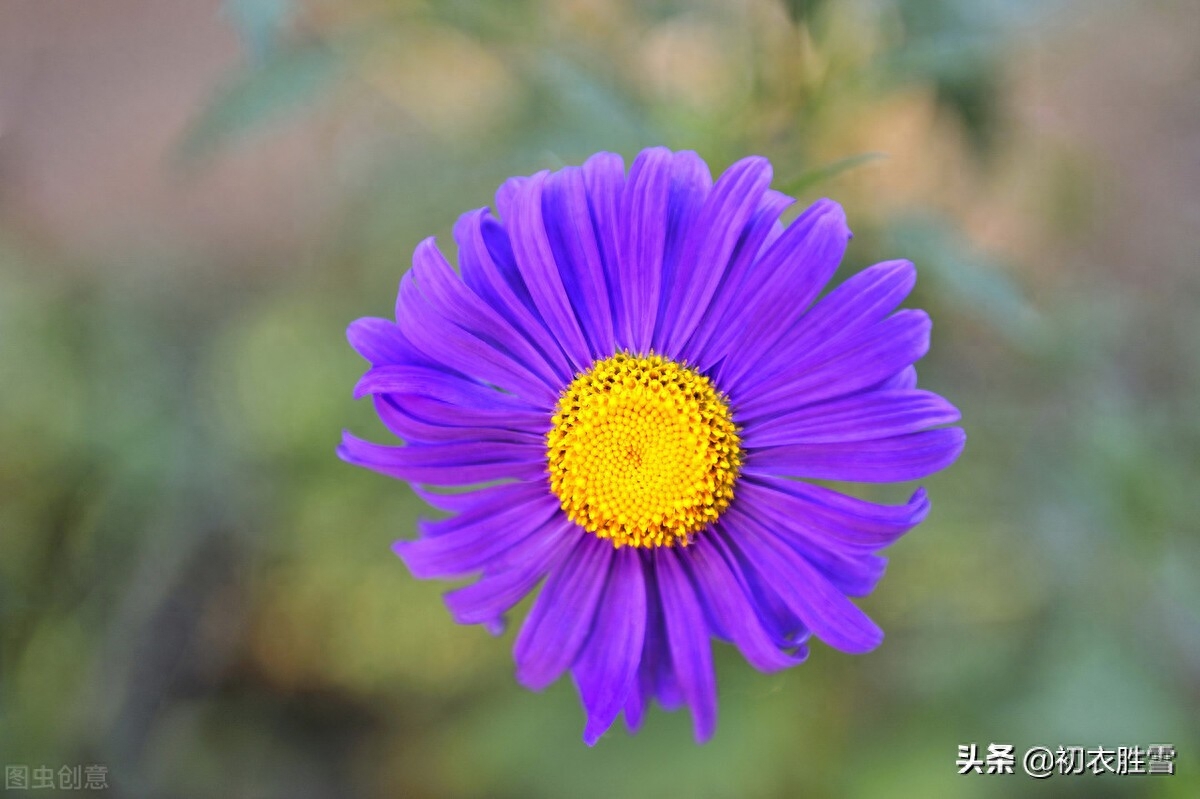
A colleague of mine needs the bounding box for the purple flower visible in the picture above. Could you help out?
[339,147,964,744]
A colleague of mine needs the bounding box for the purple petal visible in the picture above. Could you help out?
[797,259,917,345]
[376,392,546,434]
[392,482,560,578]
[347,317,426,366]
[710,526,809,648]
[623,678,646,734]
[418,480,550,538]
[744,427,967,483]
[394,273,559,408]
[410,238,566,390]
[454,209,575,384]
[506,172,592,370]
[656,548,718,743]
[685,536,808,672]
[737,477,931,552]
[659,156,773,355]
[618,147,674,353]
[359,362,548,444]
[410,481,519,514]
[736,497,888,596]
[635,559,683,712]
[876,365,919,391]
[337,431,547,486]
[513,535,614,691]
[442,516,579,627]
[713,199,851,387]
[733,309,932,420]
[742,389,961,447]
[746,259,917,390]
[787,546,886,598]
[648,151,713,352]
[542,167,617,359]
[683,189,795,368]
[354,363,540,410]
[726,506,884,654]
[494,176,525,223]
[581,151,627,352]
[573,547,647,745]
[372,395,545,445]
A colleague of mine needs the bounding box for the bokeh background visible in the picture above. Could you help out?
[2,0,1198,796]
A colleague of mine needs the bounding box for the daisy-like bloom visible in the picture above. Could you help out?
[339,147,964,744]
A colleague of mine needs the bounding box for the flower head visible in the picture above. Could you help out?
[339,147,964,744]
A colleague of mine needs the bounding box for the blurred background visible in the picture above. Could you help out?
[1,0,1198,796]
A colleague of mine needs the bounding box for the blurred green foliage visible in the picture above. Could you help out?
[2,1,1198,797]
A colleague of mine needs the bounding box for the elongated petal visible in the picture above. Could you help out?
[372,396,544,445]
[394,273,559,407]
[410,480,533,515]
[745,427,967,483]
[736,497,887,596]
[581,151,627,350]
[686,537,808,672]
[347,317,425,366]
[742,389,961,447]
[658,155,771,354]
[656,549,718,743]
[749,260,918,388]
[362,365,548,443]
[623,678,646,734]
[738,477,930,552]
[494,176,525,223]
[454,209,575,384]
[337,432,546,486]
[710,525,809,648]
[514,536,614,691]
[618,147,674,352]
[635,559,683,712]
[393,484,560,578]
[411,238,565,389]
[651,152,713,352]
[727,506,884,654]
[573,548,647,745]
[734,310,932,420]
[354,363,539,410]
[442,516,579,627]
[714,200,851,388]
[375,393,546,435]
[506,172,593,370]
[684,189,795,368]
[543,167,617,359]
[876,366,919,392]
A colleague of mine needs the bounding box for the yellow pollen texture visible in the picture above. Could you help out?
[546,352,742,549]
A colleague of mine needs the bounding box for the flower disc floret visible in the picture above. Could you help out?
[546,352,742,548]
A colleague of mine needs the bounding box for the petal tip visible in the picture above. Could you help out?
[335,432,358,465]
[692,719,716,745]
[513,666,552,693]
[582,723,607,747]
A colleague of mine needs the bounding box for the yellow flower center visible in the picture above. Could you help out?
[546,352,742,548]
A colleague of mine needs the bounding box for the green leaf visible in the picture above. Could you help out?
[177,43,340,162]
[887,212,1039,343]
[221,0,293,60]
[782,0,827,26]
[777,152,886,196]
